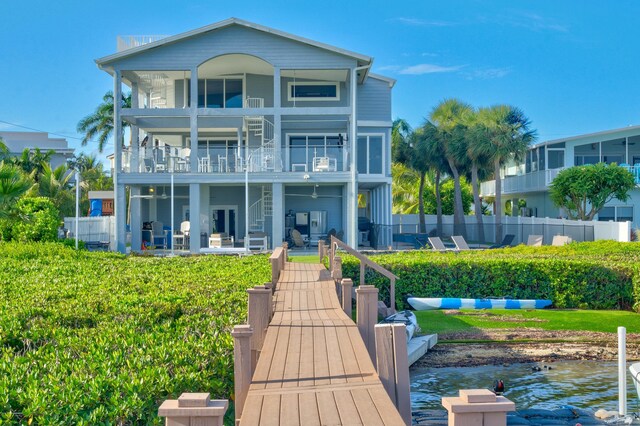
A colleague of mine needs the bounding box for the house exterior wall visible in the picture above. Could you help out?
[98,19,393,253]
[480,126,640,229]
[0,131,74,169]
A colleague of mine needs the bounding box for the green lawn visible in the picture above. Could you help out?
[287,254,320,263]
[415,309,640,335]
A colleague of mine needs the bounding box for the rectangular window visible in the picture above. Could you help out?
[357,135,385,175]
[287,82,339,101]
[598,206,634,222]
[287,135,346,171]
[197,77,244,108]
[548,150,564,169]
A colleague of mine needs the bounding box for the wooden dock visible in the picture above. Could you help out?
[239,262,406,426]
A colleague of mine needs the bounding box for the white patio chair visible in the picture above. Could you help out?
[451,235,471,251]
[527,235,543,246]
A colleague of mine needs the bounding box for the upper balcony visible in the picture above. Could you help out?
[480,168,565,197]
[120,54,352,112]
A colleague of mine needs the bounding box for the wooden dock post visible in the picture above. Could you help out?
[356,284,379,365]
[332,256,342,282]
[231,325,253,425]
[247,286,271,373]
[318,240,325,262]
[158,393,228,426]
[269,247,285,288]
[341,278,353,317]
[442,389,515,426]
[375,323,411,425]
[282,242,288,262]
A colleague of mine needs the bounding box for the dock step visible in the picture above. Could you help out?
[408,334,438,367]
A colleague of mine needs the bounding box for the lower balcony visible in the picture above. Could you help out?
[480,168,565,196]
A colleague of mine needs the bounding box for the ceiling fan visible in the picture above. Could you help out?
[130,186,189,199]
[285,185,342,199]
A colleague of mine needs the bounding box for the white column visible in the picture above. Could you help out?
[130,81,139,173]
[113,70,126,253]
[130,186,141,253]
[348,68,358,247]
[200,184,209,241]
[273,67,282,172]
[190,66,199,172]
[189,183,201,253]
[271,183,284,248]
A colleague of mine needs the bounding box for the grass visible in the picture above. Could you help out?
[287,254,320,263]
[414,309,640,335]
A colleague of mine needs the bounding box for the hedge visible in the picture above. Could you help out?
[341,241,640,311]
[0,242,271,425]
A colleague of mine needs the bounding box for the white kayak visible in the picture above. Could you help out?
[380,310,421,341]
[407,297,553,311]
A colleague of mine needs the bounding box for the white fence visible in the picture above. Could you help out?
[63,216,115,250]
[392,214,631,245]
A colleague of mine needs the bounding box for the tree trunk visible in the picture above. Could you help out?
[435,170,443,237]
[447,158,466,238]
[418,171,426,234]
[471,163,485,243]
[494,158,503,243]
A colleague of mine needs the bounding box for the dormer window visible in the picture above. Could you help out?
[287,82,339,101]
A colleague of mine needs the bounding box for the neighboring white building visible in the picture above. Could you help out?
[0,131,74,169]
[480,125,640,228]
[96,18,395,253]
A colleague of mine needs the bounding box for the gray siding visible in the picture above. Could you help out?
[247,74,274,106]
[357,77,391,121]
[111,25,356,71]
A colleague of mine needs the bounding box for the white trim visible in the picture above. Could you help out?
[286,81,340,102]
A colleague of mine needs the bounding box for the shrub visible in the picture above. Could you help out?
[341,242,640,311]
[0,243,271,424]
[0,197,59,242]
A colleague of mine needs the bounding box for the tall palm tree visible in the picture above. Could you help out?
[430,99,474,237]
[474,105,536,242]
[0,162,34,220]
[391,162,421,214]
[9,147,54,182]
[77,91,132,153]
[462,110,493,243]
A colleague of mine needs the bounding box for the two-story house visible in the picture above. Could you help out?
[0,131,74,169]
[480,125,640,226]
[96,18,395,253]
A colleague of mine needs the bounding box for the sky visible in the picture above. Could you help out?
[1,0,639,165]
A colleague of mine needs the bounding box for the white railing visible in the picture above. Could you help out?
[244,97,264,108]
[480,168,565,196]
[117,35,169,52]
[248,198,264,232]
[121,147,191,173]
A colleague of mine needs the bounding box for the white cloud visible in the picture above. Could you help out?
[376,65,402,72]
[391,17,457,27]
[399,63,465,75]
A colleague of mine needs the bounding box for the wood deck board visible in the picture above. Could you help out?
[239,261,404,426]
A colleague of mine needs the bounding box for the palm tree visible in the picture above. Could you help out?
[392,162,421,214]
[31,164,75,218]
[474,105,536,242]
[0,162,34,220]
[430,99,474,237]
[9,147,54,182]
[77,91,132,153]
[0,138,9,162]
[462,111,493,243]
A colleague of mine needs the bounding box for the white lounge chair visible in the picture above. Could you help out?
[427,236,448,252]
[527,235,543,246]
[552,235,572,246]
[451,235,471,251]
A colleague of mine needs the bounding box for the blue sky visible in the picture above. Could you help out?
[1,0,639,164]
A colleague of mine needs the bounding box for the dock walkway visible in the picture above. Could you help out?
[240,261,405,425]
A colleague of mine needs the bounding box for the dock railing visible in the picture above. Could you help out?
[328,236,398,314]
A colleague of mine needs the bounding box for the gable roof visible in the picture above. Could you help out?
[96,17,372,68]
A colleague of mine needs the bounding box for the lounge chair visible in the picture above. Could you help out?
[490,234,515,249]
[451,235,471,251]
[150,221,167,249]
[551,235,572,246]
[291,229,309,248]
[527,235,543,246]
[427,236,448,251]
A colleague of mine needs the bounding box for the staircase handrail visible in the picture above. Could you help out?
[329,236,398,313]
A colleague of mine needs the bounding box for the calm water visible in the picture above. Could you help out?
[411,361,640,413]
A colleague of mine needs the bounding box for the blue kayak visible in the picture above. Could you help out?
[407,297,552,311]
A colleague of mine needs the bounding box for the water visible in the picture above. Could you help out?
[411,361,640,413]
